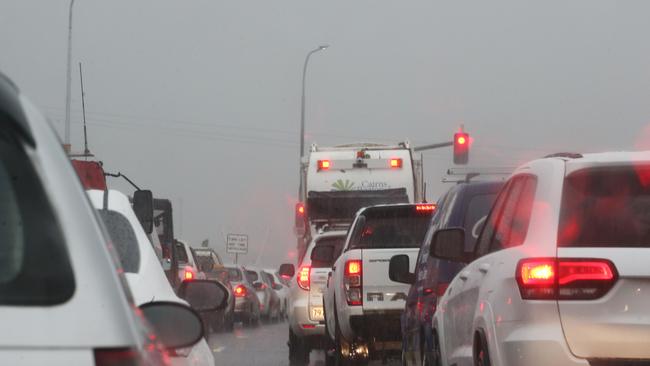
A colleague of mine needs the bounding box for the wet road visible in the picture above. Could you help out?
[208,320,326,366]
[208,320,400,366]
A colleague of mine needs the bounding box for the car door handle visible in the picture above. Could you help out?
[459,270,470,281]
[479,263,491,274]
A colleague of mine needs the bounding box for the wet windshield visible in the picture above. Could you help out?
[6,1,650,364]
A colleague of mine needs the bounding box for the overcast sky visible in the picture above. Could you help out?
[3,1,650,266]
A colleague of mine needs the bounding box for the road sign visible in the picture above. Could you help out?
[227,234,248,254]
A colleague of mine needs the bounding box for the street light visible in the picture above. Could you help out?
[64,0,76,150]
[299,44,329,160]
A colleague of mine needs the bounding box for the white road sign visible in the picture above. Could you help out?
[227,234,248,254]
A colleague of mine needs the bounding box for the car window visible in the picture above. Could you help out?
[350,206,434,249]
[462,193,499,252]
[224,267,243,282]
[475,180,511,257]
[175,242,188,263]
[97,210,141,273]
[559,166,650,247]
[311,235,346,268]
[245,270,259,283]
[0,133,75,305]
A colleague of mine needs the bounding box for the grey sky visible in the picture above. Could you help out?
[2,0,650,266]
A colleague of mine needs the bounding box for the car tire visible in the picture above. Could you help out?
[289,329,309,366]
[473,330,491,366]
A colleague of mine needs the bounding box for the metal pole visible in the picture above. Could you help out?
[64,0,76,147]
[79,62,89,157]
[299,45,329,160]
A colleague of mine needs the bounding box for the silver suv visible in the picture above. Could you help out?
[280,230,347,366]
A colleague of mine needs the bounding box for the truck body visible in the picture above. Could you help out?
[323,203,435,361]
[295,142,424,258]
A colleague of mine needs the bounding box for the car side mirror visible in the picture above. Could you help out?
[311,244,336,264]
[133,190,154,234]
[389,254,415,284]
[139,301,203,350]
[279,263,295,279]
[430,228,468,263]
[177,279,229,312]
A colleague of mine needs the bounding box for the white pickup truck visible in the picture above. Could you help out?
[322,203,435,364]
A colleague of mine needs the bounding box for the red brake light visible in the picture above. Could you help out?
[317,160,331,171]
[184,267,195,280]
[390,158,403,168]
[297,204,305,215]
[344,260,362,306]
[234,285,247,297]
[516,258,617,300]
[297,266,311,290]
[346,260,362,275]
[415,204,436,212]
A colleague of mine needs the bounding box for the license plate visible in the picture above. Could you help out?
[311,306,324,320]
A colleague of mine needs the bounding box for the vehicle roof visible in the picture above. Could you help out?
[517,150,650,176]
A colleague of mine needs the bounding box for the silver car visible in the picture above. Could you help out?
[280,230,347,366]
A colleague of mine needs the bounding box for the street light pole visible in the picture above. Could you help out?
[64,0,76,150]
[299,45,329,160]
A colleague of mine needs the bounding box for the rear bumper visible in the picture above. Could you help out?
[289,296,325,338]
[496,321,589,366]
[349,311,402,342]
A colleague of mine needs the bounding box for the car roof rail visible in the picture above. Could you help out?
[442,167,514,184]
[544,152,583,159]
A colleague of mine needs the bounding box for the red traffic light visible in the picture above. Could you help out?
[453,132,469,165]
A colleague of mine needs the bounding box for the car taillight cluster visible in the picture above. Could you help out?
[234,285,247,297]
[344,260,362,306]
[183,266,194,281]
[516,258,617,300]
[297,266,311,290]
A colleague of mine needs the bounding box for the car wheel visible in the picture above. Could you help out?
[289,329,309,366]
[473,330,491,366]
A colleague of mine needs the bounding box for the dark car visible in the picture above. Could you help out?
[222,265,261,327]
[395,181,503,366]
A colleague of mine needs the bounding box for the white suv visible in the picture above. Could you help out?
[279,230,348,366]
[431,152,650,366]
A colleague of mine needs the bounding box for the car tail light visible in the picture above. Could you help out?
[415,204,436,212]
[234,285,247,297]
[183,267,195,280]
[344,260,362,306]
[317,160,331,171]
[297,266,311,290]
[94,348,144,366]
[516,258,617,300]
[390,158,403,168]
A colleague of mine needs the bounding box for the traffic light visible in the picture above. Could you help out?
[453,132,469,165]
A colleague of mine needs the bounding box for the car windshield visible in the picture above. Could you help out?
[463,193,499,251]
[559,166,650,247]
[350,206,433,249]
[97,210,141,273]
[223,267,243,282]
[245,270,259,283]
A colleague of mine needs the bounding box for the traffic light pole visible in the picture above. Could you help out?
[413,141,453,152]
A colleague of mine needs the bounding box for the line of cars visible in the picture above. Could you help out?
[281,152,650,366]
[0,72,229,365]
